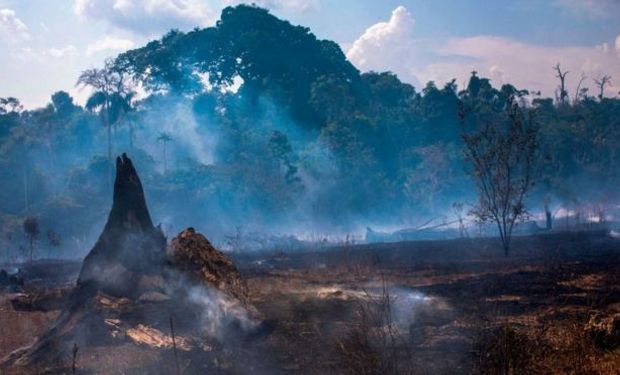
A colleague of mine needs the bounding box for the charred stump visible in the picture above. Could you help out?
[77,153,166,298]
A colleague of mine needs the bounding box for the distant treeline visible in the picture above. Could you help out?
[1,5,618,258]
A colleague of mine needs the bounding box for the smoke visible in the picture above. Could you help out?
[8,49,617,262]
[136,95,217,168]
[385,287,450,330]
[185,282,260,339]
[157,261,262,342]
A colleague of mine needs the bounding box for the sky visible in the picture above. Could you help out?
[1,0,619,108]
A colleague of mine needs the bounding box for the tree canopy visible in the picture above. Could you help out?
[0,5,619,257]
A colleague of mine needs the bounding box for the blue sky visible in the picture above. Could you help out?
[1,0,619,108]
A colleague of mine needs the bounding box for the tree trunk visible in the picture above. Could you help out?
[129,122,134,152]
[502,237,510,257]
[497,220,511,256]
[48,143,57,197]
[163,141,167,174]
[23,165,29,213]
[106,119,112,187]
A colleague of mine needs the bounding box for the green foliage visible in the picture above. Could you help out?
[116,4,361,127]
[0,5,619,256]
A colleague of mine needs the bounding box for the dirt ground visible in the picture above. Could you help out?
[2,231,620,374]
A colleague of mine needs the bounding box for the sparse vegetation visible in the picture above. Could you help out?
[1,4,620,375]
[475,324,535,374]
[22,216,39,262]
[460,95,538,255]
[337,280,414,375]
[2,231,620,374]
[1,5,620,254]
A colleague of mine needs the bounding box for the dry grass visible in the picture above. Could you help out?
[473,317,620,375]
[336,279,414,375]
[3,232,620,374]
[0,295,59,359]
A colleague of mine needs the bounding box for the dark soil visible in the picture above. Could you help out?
[2,230,620,374]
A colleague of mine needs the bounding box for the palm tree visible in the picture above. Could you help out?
[157,132,174,174]
[76,59,134,185]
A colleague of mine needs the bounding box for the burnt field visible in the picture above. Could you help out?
[2,230,620,374]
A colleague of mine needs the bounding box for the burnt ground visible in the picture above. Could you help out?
[3,231,620,374]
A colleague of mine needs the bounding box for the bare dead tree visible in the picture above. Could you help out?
[574,73,587,104]
[554,63,569,105]
[459,98,538,256]
[593,75,612,101]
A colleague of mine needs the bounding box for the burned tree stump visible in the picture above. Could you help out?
[77,153,166,298]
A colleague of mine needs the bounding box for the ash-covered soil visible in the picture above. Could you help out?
[3,231,620,374]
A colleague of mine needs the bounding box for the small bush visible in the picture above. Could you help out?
[336,281,414,375]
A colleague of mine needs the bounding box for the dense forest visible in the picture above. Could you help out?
[1,5,619,259]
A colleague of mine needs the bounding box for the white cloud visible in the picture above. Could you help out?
[223,0,319,13]
[73,0,212,35]
[48,45,79,58]
[86,36,134,56]
[0,8,29,42]
[347,6,620,98]
[346,6,419,85]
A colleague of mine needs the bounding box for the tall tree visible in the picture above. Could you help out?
[115,5,361,128]
[268,130,300,184]
[0,99,37,211]
[459,97,538,255]
[76,59,135,184]
[51,91,78,118]
[157,132,174,174]
[23,216,39,262]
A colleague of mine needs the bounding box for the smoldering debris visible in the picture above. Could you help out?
[125,324,193,351]
[168,227,250,304]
